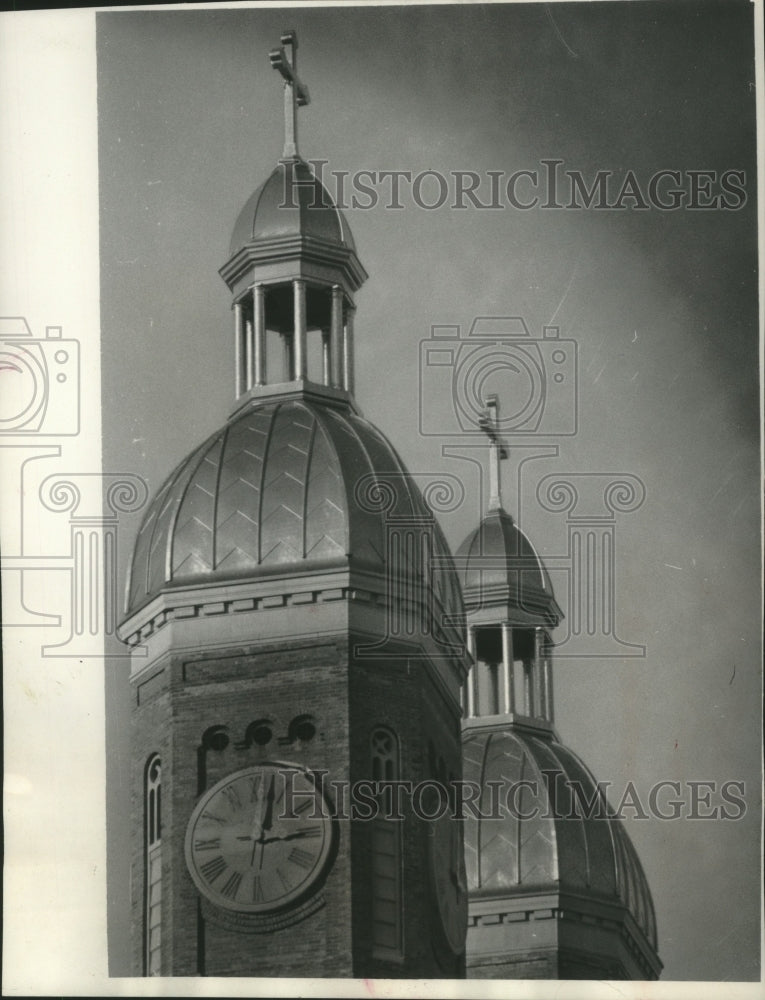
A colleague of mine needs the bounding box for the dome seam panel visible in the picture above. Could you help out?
[310,406,352,556]
[328,409,381,546]
[476,731,493,890]
[211,423,230,570]
[257,403,279,565]
[357,418,417,516]
[518,733,559,883]
[251,171,272,244]
[165,431,224,589]
[140,452,198,603]
[514,736,525,886]
[539,738,592,889]
[300,405,318,559]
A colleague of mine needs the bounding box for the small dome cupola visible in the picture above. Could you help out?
[219,30,367,409]
[455,396,562,728]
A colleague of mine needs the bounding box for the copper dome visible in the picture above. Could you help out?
[124,396,463,627]
[463,725,658,952]
[455,509,561,624]
[229,159,356,259]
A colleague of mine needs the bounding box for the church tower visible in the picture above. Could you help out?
[118,31,469,979]
[457,398,662,980]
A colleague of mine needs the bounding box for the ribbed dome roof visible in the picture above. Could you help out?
[463,726,658,951]
[455,508,560,622]
[124,397,462,626]
[229,159,356,258]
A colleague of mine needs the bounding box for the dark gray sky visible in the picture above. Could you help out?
[98,3,761,981]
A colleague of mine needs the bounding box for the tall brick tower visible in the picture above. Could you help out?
[118,31,469,979]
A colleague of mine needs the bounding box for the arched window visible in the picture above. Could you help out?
[371,726,397,781]
[144,754,162,976]
[370,727,403,960]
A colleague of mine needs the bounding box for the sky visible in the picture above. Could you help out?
[94,2,761,983]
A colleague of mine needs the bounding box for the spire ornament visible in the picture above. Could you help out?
[269,30,310,160]
[478,394,509,512]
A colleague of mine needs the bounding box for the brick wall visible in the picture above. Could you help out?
[131,626,464,978]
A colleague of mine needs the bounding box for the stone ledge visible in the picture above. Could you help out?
[122,585,390,647]
[468,901,660,979]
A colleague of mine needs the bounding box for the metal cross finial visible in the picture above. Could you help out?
[269,30,310,160]
[478,395,509,512]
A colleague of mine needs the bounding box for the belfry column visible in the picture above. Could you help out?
[293,279,307,380]
[523,659,533,716]
[254,283,266,386]
[321,330,331,385]
[543,644,554,722]
[466,625,476,718]
[343,303,355,395]
[234,301,245,397]
[245,311,255,390]
[501,622,515,715]
[330,285,343,388]
[534,627,545,718]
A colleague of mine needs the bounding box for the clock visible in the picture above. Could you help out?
[185,763,333,913]
[428,810,468,954]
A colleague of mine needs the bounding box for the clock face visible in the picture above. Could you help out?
[185,764,333,913]
[429,811,468,954]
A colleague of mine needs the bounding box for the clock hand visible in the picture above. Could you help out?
[254,776,277,871]
[249,781,272,866]
[261,775,276,833]
[261,828,320,844]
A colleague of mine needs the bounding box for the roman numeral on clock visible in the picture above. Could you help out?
[289,846,314,870]
[220,871,243,900]
[222,786,242,811]
[201,810,226,825]
[194,837,221,852]
[199,855,227,882]
[252,875,263,903]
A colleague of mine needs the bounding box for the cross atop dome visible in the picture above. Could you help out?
[270,30,310,160]
[478,395,509,512]
[221,31,367,414]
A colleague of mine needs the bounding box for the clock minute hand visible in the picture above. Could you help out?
[249,779,272,866]
[261,775,276,833]
[256,777,277,872]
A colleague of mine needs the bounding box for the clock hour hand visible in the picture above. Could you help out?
[261,827,319,844]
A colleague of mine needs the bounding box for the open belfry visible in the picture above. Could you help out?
[118,31,661,980]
